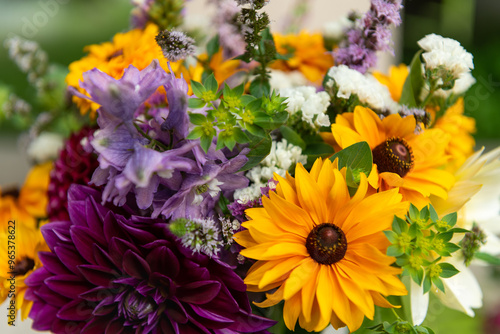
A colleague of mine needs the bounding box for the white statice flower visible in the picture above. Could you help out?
[27,132,64,163]
[233,139,307,204]
[325,65,399,114]
[279,86,331,129]
[269,69,308,90]
[322,15,354,41]
[418,33,474,80]
[409,147,500,325]
[432,72,477,99]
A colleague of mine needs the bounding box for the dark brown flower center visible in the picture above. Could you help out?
[372,137,414,177]
[306,223,347,265]
[1,187,20,199]
[14,257,35,276]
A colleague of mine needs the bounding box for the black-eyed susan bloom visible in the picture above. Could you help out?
[327,106,455,208]
[234,158,409,332]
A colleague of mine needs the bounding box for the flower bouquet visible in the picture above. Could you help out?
[1,0,500,333]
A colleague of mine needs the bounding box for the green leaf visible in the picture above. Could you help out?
[206,34,220,59]
[279,126,306,150]
[200,135,213,153]
[190,80,206,97]
[189,113,207,125]
[215,136,226,151]
[422,275,432,294]
[431,275,445,293]
[428,204,439,222]
[441,212,458,227]
[249,79,270,98]
[241,95,257,106]
[474,252,500,265]
[399,50,424,108]
[233,127,250,144]
[188,98,206,109]
[438,262,460,278]
[329,141,373,176]
[186,127,204,140]
[303,142,335,160]
[408,204,419,221]
[408,222,422,239]
[444,242,461,254]
[384,230,399,244]
[225,136,236,151]
[393,216,409,234]
[239,133,273,172]
[387,245,404,257]
[203,73,219,93]
[245,123,267,138]
[436,231,454,242]
[245,98,263,112]
[410,267,424,286]
[447,227,470,234]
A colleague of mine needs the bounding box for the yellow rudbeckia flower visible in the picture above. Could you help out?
[234,158,408,332]
[327,106,455,208]
[373,64,409,102]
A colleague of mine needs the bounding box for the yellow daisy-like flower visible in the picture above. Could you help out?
[234,158,408,332]
[66,23,241,116]
[430,98,476,172]
[372,64,409,102]
[271,31,334,84]
[0,221,48,322]
[327,106,455,208]
[0,163,51,322]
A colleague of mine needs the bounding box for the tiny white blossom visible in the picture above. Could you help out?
[27,132,64,164]
[280,86,331,129]
[326,65,399,114]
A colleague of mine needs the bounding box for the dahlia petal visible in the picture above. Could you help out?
[146,246,180,278]
[24,266,51,286]
[122,249,151,279]
[34,284,69,307]
[283,258,318,300]
[81,313,115,333]
[38,251,72,276]
[190,304,234,326]
[71,226,105,264]
[106,318,125,334]
[79,264,119,287]
[30,303,59,331]
[109,237,141,268]
[177,281,221,304]
[226,310,277,332]
[41,221,72,250]
[45,275,92,299]
[80,286,114,302]
[93,244,119,271]
[54,244,87,276]
[57,299,93,321]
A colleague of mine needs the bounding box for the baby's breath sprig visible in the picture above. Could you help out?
[385,204,468,294]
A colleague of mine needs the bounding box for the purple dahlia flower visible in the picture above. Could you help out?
[26,185,274,333]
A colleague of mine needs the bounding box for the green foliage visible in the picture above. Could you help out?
[386,204,466,294]
[400,50,424,108]
[369,320,435,334]
[187,77,288,154]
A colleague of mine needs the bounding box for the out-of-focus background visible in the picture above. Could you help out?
[0,0,499,333]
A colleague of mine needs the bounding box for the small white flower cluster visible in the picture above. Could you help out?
[27,132,64,164]
[418,33,474,81]
[233,139,307,203]
[220,215,241,245]
[4,35,48,84]
[325,64,399,114]
[181,217,222,257]
[322,15,355,41]
[269,70,308,90]
[279,86,331,129]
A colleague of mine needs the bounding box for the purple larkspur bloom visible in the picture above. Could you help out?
[26,185,275,333]
[334,0,403,73]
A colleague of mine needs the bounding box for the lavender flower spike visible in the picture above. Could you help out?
[334,0,403,73]
[26,185,275,333]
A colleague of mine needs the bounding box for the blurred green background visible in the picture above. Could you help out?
[0,1,499,333]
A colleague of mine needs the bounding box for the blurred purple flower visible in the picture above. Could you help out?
[26,185,275,333]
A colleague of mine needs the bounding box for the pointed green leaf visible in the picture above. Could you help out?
[329,141,372,177]
[474,252,500,265]
[429,204,439,222]
[438,262,460,278]
[200,134,213,153]
[203,73,219,93]
[384,230,399,244]
[408,204,419,221]
[441,212,458,227]
[206,35,220,59]
[423,275,432,294]
[399,50,424,108]
[188,98,206,109]
[238,133,273,172]
[279,126,306,150]
[189,113,207,125]
[190,80,206,97]
[432,276,445,293]
[186,127,204,140]
[387,245,404,257]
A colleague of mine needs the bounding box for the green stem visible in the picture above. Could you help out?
[391,307,403,321]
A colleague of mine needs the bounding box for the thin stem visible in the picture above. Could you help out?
[391,307,402,321]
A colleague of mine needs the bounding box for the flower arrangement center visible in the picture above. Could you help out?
[306,223,347,265]
[372,137,414,177]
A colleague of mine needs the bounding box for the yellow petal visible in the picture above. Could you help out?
[283,257,318,300]
[295,164,328,225]
[259,256,306,289]
[283,291,302,330]
[240,241,308,261]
